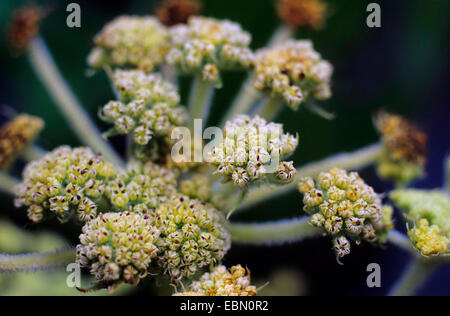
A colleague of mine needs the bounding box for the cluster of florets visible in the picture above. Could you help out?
[174,265,257,296]
[156,0,202,26]
[101,70,188,146]
[166,16,254,84]
[105,160,178,213]
[149,194,231,281]
[390,190,449,256]
[14,147,116,223]
[376,113,427,186]
[207,115,298,188]
[253,40,333,110]
[179,175,225,209]
[276,0,328,30]
[76,212,160,289]
[88,16,170,72]
[298,168,393,259]
[0,114,44,170]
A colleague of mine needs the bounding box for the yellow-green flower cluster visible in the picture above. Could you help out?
[88,16,170,72]
[298,168,393,259]
[105,160,178,213]
[149,194,231,281]
[101,70,188,146]
[166,16,254,84]
[253,40,333,110]
[390,189,449,256]
[376,113,427,186]
[76,212,160,288]
[207,115,298,188]
[0,114,44,170]
[179,175,226,209]
[14,147,117,223]
[174,265,257,296]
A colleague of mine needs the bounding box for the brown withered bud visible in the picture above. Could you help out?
[377,112,427,165]
[7,4,44,54]
[156,0,202,26]
[276,0,328,30]
[0,114,44,169]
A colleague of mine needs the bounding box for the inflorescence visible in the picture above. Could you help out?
[101,70,188,146]
[156,0,202,26]
[253,40,333,110]
[174,265,257,296]
[0,114,44,170]
[88,16,170,72]
[376,113,427,186]
[207,115,298,188]
[277,0,328,30]
[298,168,393,259]
[391,190,449,256]
[166,16,254,84]
[15,147,117,223]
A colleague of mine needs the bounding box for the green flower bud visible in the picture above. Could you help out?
[101,70,188,146]
[14,147,117,223]
[253,40,333,110]
[298,168,393,259]
[149,194,231,281]
[87,16,169,72]
[390,189,450,256]
[76,212,160,289]
[207,115,298,188]
[166,16,254,83]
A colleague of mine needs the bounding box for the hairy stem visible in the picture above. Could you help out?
[27,36,124,168]
[267,25,294,47]
[254,97,284,120]
[229,217,321,245]
[188,74,215,127]
[0,171,19,195]
[20,145,47,162]
[387,230,416,255]
[0,248,75,273]
[235,143,384,211]
[221,79,261,126]
[389,258,441,296]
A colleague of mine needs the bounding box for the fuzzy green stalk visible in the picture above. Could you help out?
[0,171,19,195]
[188,74,215,128]
[234,143,384,211]
[389,258,442,296]
[387,230,416,255]
[254,97,284,120]
[27,36,124,168]
[0,248,75,273]
[267,25,294,47]
[229,217,321,245]
[221,79,262,126]
[20,145,47,162]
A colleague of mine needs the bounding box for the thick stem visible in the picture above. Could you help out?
[188,74,215,128]
[253,97,284,120]
[27,36,124,168]
[229,217,321,245]
[20,145,47,162]
[0,248,75,273]
[387,230,416,255]
[0,171,19,195]
[267,25,294,47]
[221,78,261,126]
[235,143,384,211]
[389,258,440,296]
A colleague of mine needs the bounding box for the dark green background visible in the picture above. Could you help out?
[0,0,449,295]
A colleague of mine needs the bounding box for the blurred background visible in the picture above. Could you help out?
[0,0,448,295]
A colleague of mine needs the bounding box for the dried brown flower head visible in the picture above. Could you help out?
[277,0,327,29]
[7,4,44,54]
[0,114,44,169]
[377,113,427,165]
[156,0,202,26]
